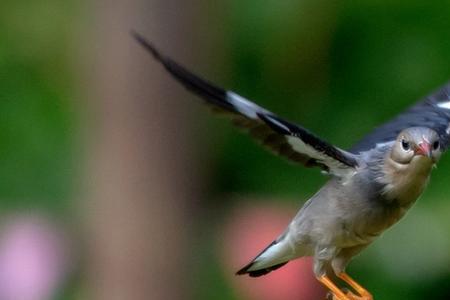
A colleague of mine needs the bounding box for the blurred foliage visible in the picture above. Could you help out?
[0,1,81,298]
[0,0,79,212]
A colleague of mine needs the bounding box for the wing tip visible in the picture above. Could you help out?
[131,30,163,61]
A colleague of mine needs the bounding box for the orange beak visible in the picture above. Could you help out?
[415,142,432,158]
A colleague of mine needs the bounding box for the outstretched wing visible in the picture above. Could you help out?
[351,83,450,153]
[132,32,359,178]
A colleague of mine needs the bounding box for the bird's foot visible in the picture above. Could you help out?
[337,273,373,300]
[343,293,372,300]
[320,276,353,300]
[327,289,372,300]
[319,275,373,300]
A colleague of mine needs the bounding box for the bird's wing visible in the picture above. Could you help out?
[133,32,359,178]
[351,83,450,153]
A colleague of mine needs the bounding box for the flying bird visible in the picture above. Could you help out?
[133,32,450,300]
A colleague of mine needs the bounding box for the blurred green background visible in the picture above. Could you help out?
[0,0,79,211]
[1,1,450,300]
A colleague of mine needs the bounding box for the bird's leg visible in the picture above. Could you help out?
[317,275,353,300]
[338,273,373,300]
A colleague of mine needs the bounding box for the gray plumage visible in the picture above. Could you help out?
[133,32,450,298]
[238,127,440,278]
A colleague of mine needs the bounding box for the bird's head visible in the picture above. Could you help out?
[390,127,441,165]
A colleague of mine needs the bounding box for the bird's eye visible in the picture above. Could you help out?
[433,140,440,150]
[401,139,410,151]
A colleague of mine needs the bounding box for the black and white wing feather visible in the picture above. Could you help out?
[351,83,450,153]
[133,32,359,178]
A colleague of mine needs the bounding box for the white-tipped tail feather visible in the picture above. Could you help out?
[236,239,293,277]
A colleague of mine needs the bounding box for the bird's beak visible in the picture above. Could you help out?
[415,142,432,158]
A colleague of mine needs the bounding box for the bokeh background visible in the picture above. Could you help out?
[1,1,450,299]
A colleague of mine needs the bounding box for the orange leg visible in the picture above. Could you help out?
[317,275,353,300]
[338,273,373,300]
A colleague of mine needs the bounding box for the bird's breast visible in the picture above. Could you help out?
[380,155,433,207]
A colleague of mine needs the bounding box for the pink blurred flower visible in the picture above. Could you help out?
[220,202,326,300]
[0,214,71,300]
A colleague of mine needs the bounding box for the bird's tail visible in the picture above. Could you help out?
[236,239,294,277]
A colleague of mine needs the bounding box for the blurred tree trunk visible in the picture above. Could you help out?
[84,1,202,299]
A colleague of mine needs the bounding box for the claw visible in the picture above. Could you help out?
[318,276,352,300]
[337,273,373,300]
[318,274,374,300]
[329,291,370,300]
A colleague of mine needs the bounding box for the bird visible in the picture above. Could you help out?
[132,31,450,300]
